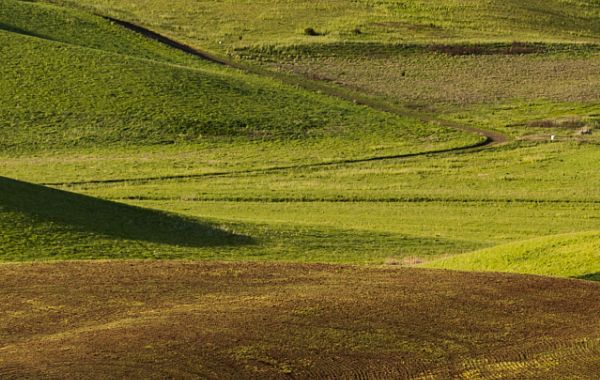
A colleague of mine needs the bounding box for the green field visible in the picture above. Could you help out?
[2,0,600,377]
[3,0,474,155]
[1,0,598,271]
[425,231,600,280]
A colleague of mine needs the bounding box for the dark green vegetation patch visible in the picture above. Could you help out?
[0,176,251,260]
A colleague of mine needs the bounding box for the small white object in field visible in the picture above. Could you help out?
[551,135,556,142]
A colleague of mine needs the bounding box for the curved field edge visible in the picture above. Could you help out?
[0,261,599,379]
[423,230,600,281]
[0,0,210,66]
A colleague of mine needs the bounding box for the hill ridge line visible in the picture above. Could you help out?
[0,21,237,77]
[103,16,508,144]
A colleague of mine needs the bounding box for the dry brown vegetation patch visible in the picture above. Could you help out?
[428,42,542,56]
[525,117,596,130]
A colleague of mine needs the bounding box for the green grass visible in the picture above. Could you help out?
[48,0,600,53]
[0,0,203,64]
[0,0,483,263]
[446,100,600,142]
[3,1,600,377]
[129,199,600,262]
[424,231,600,280]
[22,140,597,266]
[59,142,600,204]
[2,176,481,263]
[237,42,600,148]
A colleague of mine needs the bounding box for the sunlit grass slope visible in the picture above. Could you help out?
[51,0,600,51]
[4,0,598,270]
[0,0,475,156]
[0,176,484,263]
[424,231,600,280]
[0,0,203,65]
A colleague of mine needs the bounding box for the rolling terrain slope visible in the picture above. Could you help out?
[424,231,600,281]
[1,0,475,158]
[1,261,599,379]
[0,176,251,261]
[2,0,600,266]
[1,0,600,378]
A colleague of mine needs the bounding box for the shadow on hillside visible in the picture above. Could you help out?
[576,272,600,282]
[0,176,254,248]
[0,22,47,40]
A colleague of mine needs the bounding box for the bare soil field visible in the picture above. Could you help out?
[1,261,599,379]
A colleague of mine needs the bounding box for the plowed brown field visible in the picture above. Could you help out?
[1,261,599,379]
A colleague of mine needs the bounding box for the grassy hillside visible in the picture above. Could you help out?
[424,231,600,280]
[0,27,452,152]
[49,0,600,52]
[1,177,478,263]
[1,261,599,378]
[0,0,475,160]
[2,1,600,378]
[87,142,600,203]
[0,0,486,264]
[0,0,203,65]
[238,42,600,148]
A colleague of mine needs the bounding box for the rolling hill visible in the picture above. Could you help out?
[1,0,475,158]
[424,231,600,281]
[1,0,600,378]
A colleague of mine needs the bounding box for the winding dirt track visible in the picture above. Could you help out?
[43,17,508,188]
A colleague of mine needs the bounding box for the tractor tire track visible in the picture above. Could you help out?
[300,337,600,379]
